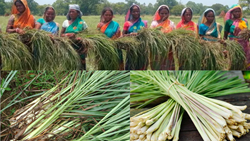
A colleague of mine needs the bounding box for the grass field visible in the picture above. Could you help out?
[0,15,226,33]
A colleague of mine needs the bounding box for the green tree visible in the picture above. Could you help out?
[4,1,12,15]
[186,1,206,15]
[112,2,127,15]
[37,4,51,16]
[74,0,106,15]
[125,0,140,7]
[0,0,6,15]
[171,4,185,16]
[155,0,178,10]
[239,0,250,14]
[211,3,229,16]
[27,0,39,15]
[52,0,72,16]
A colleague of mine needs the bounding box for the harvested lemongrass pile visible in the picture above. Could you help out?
[131,71,250,141]
[6,71,130,140]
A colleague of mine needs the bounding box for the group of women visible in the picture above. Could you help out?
[4,0,250,69]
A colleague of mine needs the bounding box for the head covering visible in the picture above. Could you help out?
[198,8,222,40]
[224,4,243,22]
[43,6,56,20]
[66,4,83,20]
[198,8,216,26]
[100,7,114,22]
[153,5,169,21]
[180,8,193,20]
[11,0,35,29]
[125,4,140,21]
[176,8,197,33]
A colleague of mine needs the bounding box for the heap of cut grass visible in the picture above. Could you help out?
[77,32,120,70]
[224,40,246,70]
[0,33,32,70]
[165,29,202,70]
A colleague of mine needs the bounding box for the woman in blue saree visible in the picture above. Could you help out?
[123,4,148,70]
[97,7,123,69]
[122,4,147,36]
[198,8,222,41]
[35,7,59,35]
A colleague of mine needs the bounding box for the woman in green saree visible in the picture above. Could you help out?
[61,4,88,69]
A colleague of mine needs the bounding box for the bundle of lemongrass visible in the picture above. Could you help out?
[7,71,130,140]
[130,71,250,141]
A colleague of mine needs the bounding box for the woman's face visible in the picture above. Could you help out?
[15,2,25,13]
[131,6,140,19]
[69,9,79,20]
[103,10,113,22]
[159,8,169,21]
[205,11,215,23]
[184,9,192,22]
[45,8,55,22]
[232,8,241,19]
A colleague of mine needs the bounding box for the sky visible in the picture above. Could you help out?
[7,0,236,7]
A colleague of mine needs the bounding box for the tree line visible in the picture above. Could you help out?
[0,0,248,16]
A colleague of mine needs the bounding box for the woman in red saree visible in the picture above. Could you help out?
[176,8,198,36]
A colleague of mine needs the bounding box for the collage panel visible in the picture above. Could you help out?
[130,71,250,141]
[0,1,249,71]
[1,71,130,141]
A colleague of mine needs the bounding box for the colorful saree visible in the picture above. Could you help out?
[150,5,175,33]
[97,21,120,39]
[176,8,198,34]
[123,4,147,34]
[225,4,250,69]
[65,17,86,34]
[124,4,148,70]
[150,5,175,70]
[11,0,35,29]
[97,16,123,69]
[64,5,88,69]
[198,8,222,41]
[37,18,58,35]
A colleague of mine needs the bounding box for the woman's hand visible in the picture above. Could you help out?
[64,33,76,38]
[16,28,25,34]
[130,32,138,36]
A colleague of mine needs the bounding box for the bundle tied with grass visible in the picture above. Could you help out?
[5,71,130,141]
[76,31,120,70]
[130,71,250,141]
[0,33,32,70]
